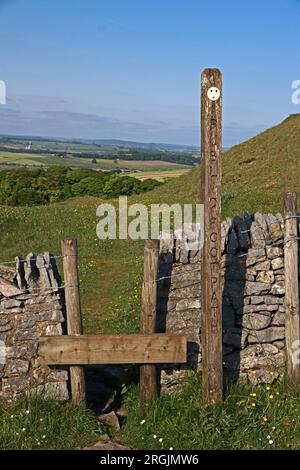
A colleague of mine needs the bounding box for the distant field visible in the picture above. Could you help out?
[130,168,190,181]
[0,151,190,174]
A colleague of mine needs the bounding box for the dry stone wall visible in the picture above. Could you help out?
[157,212,300,389]
[0,253,68,402]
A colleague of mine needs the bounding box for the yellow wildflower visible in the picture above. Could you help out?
[269,395,274,399]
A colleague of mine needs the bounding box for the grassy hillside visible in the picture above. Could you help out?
[145,114,300,218]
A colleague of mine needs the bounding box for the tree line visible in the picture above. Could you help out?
[0,166,162,206]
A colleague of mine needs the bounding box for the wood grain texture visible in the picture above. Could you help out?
[284,192,300,383]
[201,68,223,403]
[39,334,187,365]
[140,239,160,407]
[61,238,86,403]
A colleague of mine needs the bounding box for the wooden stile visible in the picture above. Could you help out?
[61,238,86,403]
[201,68,223,404]
[284,192,300,383]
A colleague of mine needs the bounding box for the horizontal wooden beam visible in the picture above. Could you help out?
[39,334,187,365]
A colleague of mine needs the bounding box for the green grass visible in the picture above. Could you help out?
[121,374,300,450]
[0,396,105,450]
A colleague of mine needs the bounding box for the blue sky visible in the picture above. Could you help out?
[0,0,300,146]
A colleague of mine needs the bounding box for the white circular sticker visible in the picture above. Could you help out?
[207,87,220,101]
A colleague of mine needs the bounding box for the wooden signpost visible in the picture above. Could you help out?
[201,68,223,403]
[284,192,300,383]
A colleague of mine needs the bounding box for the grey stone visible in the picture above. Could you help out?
[98,412,120,432]
[245,282,271,296]
[47,370,69,382]
[33,381,69,401]
[266,246,283,259]
[5,359,29,375]
[266,215,283,242]
[176,299,200,311]
[273,341,285,350]
[271,282,285,296]
[169,285,200,300]
[248,327,285,344]
[0,316,10,327]
[6,343,37,359]
[250,296,265,305]
[45,324,63,336]
[254,213,268,232]
[2,376,34,391]
[221,219,231,254]
[14,330,39,341]
[0,323,12,332]
[250,222,266,249]
[263,296,283,305]
[237,313,271,330]
[1,299,22,309]
[256,261,271,271]
[237,304,278,314]
[248,369,280,385]
[247,248,266,258]
[272,312,285,326]
[0,278,22,297]
[256,271,275,284]
[271,257,284,270]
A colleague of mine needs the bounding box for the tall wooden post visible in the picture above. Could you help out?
[61,238,86,404]
[140,239,160,408]
[201,68,223,404]
[284,192,300,383]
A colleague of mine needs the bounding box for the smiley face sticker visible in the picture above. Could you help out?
[207,87,220,101]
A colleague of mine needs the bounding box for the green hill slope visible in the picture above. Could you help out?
[145,113,300,217]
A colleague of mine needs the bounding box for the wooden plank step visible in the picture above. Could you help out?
[39,334,187,365]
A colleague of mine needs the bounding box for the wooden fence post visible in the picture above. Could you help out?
[284,192,300,383]
[61,238,86,403]
[140,239,160,408]
[201,68,223,404]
